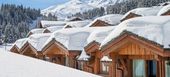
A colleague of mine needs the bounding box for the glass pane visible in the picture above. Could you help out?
[166,61,170,77]
[133,60,145,77]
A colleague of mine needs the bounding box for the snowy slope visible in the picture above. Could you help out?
[41,0,95,20]
[86,0,126,7]
[41,0,126,20]
[0,51,101,77]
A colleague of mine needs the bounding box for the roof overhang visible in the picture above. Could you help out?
[101,31,165,57]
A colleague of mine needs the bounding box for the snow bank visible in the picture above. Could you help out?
[0,51,101,77]
[101,16,170,49]
[86,14,123,27]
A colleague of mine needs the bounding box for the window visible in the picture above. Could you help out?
[133,60,145,77]
[166,61,170,77]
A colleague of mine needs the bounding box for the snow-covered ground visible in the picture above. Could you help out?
[0,44,12,52]
[41,0,126,20]
[0,45,101,77]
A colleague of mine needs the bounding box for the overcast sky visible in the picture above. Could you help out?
[0,0,69,9]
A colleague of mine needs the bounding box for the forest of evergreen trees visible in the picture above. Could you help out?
[0,4,41,43]
[73,0,170,19]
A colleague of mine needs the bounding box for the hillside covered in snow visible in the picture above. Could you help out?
[41,0,126,20]
[0,48,101,77]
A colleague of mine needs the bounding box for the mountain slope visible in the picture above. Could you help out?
[41,0,126,20]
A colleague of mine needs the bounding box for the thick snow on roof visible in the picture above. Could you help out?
[157,4,170,16]
[28,33,51,51]
[101,56,112,62]
[41,20,67,28]
[13,38,28,49]
[28,28,45,35]
[86,14,123,27]
[45,26,64,33]
[87,26,115,44]
[101,16,170,49]
[78,49,90,61]
[122,6,163,20]
[44,27,115,51]
[64,20,91,28]
[0,51,101,77]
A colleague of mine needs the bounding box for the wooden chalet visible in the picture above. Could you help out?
[83,41,113,77]
[69,17,82,21]
[87,14,123,27]
[160,10,170,15]
[42,38,69,65]
[120,12,141,22]
[84,41,101,74]
[90,20,112,27]
[27,28,45,37]
[121,7,163,22]
[100,31,170,77]
[43,29,51,33]
[10,45,20,53]
[65,17,82,21]
[63,20,91,28]
[39,20,66,28]
[10,38,28,54]
[20,42,39,58]
[43,26,64,33]
[158,4,170,16]
[42,39,81,68]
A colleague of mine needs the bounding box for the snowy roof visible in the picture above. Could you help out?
[122,6,163,20]
[77,49,90,61]
[101,16,170,49]
[41,20,67,28]
[44,26,64,33]
[0,51,101,77]
[28,33,51,51]
[101,56,112,62]
[28,28,45,35]
[44,27,115,51]
[86,14,123,27]
[87,26,115,44]
[64,20,91,28]
[157,4,170,16]
[13,38,28,49]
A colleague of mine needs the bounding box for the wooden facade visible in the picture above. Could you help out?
[10,45,20,54]
[90,20,112,27]
[42,39,81,68]
[101,31,170,77]
[20,42,39,58]
[84,41,101,74]
[120,12,141,22]
[42,39,69,65]
[160,10,170,16]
